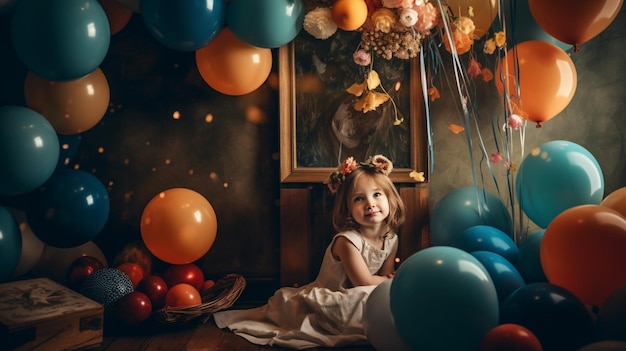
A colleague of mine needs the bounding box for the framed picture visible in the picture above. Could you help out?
[279,15,429,183]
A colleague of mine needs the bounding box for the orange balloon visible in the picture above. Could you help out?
[332,0,368,31]
[99,0,134,35]
[140,188,217,264]
[24,68,110,135]
[446,0,499,38]
[601,187,626,219]
[541,205,626,307]
[495,40,577,126]
[528,0,623,46]
[165,283,202,307]
[195,28,272,96]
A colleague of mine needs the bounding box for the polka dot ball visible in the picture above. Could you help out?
[80,267,134,309]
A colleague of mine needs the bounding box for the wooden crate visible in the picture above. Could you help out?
[0,278,104,351]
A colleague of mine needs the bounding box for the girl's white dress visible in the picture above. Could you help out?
[213,230,397,349]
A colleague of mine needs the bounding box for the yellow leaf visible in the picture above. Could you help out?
[355,91,390,112]
[448,123,465,134]
[366,70,381,90]
[409,170,425,182]
[346,80,367,97]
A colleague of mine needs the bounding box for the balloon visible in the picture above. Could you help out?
[430,186,512,246]
[471,251,525,304]
[162,263,205,291]
[596,284,626,342]
[455,225,519,264]
[165,283,202,307]
[137,275,168,310]
[140,0,226,51]
[195,28,273,96]
[0,106,60,197]
[140,188,217,264]
[541,205,626,308]
[516,230,548,284]
[24,68,110,135]
[31,241,108,284]
[500,282,595,351]
[363,279,411,351]
[579,341,626,351]
[515,140,604,228]
[495,40,577,126]
[602,187,626,219]
[227,0,304,48]
[99,0,133,35]
[528,0,624,47]
[446,0,498,38]
[8,208,45,278]
[479,323,542,351]
[390,246,499,351]
[498,0,571,51]
[10,0,110,81]
[26,169,110,248]
[331,0,368,31]
[0,206,22,282]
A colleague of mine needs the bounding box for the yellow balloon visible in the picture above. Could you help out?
[446,0,498,38]
[24,67,110,135]
[140,188,217,264]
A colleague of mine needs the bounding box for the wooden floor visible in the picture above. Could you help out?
[91,319,377,351]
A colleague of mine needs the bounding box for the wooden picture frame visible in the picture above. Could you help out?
[279,27,429,183]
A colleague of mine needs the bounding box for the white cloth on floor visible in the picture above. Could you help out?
[213,230,397,349]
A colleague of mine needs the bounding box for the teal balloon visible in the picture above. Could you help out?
[390,246,499,351]
[430,186,512,246]
[11,0,110,81]
[0,206,22,282]
[141,0,226,51]
[516,140,604,228]
[0,106,60,197]
[516,230,548,284]
[227,0,304,48]
[471,251,525,304]
[26,169,110,248]
[455,225,519,264]
[500,282,595,351]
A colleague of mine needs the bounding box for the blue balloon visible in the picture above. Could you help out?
[0,106,60,197]
[390,246,499,351]
[471,251,525,304]
[430,186,512,246]
[516,140,604,228]
[455,225,519,264]
[227,0,305,48]
[11,0,110,81]
[0,206,22,282]
[516,230,548,284]
[141,0,226,51]
[26,169,110,248]
[500,282,595,351]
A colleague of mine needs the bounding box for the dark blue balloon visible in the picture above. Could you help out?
[141,0,226,51]
[26,169,110,248]
[500,283,595,351]
[516,230,548,284]
[0,106,60,197]
[11,0,110,81]
[227,0,305,48]
[471,251,525,304]
[0,206,22,282]
[455,225,519,264]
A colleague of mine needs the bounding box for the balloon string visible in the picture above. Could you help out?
[420,48,434,174]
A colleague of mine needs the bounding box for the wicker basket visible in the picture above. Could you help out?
[154,274,246,324]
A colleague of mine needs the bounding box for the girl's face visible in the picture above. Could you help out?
[348,175,390,230]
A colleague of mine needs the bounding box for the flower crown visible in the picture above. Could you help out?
[325,155,394,193]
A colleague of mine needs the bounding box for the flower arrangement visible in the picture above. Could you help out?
[325,154,394,193]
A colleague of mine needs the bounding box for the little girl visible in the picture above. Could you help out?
[213,155,406,349]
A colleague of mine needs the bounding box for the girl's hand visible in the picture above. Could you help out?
[386,271,395,279]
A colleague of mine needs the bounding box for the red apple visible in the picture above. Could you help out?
[162,263,204,291]
[67,256,105,291]
[115,291,153,325]
[137,275,168,310]
[116,262,145,288]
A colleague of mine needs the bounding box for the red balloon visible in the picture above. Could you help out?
[165,283,202,308]
[162,263,205,292]
[495,40,577,126]
[116,262,145,288]
[541,205,626,307]
[528,0,623,47]
[115,291,153,324]
[66,256,105,291]
[479,323,543,351]
[137,275,168,310]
